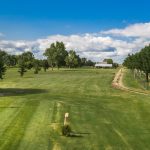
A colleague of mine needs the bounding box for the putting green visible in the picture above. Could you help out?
[0,68,150,150]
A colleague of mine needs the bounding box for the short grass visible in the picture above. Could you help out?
[0,68,150,150]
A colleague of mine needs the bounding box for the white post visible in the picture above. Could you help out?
[64,112,69,126]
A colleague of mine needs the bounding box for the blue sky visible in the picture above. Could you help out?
[0,0,150,62]
[0,0,149,40]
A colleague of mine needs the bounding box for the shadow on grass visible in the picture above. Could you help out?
[62,69,85,72]
[0,88,48,97]
[67,131,91,138]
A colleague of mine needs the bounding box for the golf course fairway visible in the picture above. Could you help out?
[0,68,150,150]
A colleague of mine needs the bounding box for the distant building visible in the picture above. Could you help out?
[95,63,112,68]
[95,59,113,68]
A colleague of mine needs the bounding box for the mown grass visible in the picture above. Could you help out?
[0,68,150,150]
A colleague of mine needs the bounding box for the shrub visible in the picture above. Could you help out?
[62,125,71,136]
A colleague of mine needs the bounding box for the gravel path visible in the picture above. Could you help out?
[112,68,150,95]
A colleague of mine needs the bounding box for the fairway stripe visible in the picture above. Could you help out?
[0,101,26,136]
[0,100,40,150]
[18,101,53,150]
[113,128,133,150]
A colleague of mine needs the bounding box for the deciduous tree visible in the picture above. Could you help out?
[44,43,56,70]
[65,50,78,68]
[18,56,27,77]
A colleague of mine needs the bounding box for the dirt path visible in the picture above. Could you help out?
[112,68,150,95]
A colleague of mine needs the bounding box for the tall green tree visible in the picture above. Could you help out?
[55,41,68,69]
[42,59,49,72]
[22,51,34,69]
[33,59,41,74]
[65,50,78,68]
[86,60,95,66]
[139,46,150,82]
[76,55,82,67]
[44,43,56,70]
[123,45,150,82]
[18,56,27,77]
[44,42,68,70]
[5,55,17,67]
[103,58,113,64]
[81,58,87,66]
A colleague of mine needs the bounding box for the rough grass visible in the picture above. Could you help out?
[0,68,150,150]
[123,69,150,90]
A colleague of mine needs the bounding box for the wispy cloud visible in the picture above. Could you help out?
[0,22,150,63]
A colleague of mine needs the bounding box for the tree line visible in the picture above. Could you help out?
[44,41,94,69]
[123,45,150,83]
[0,41,95,79]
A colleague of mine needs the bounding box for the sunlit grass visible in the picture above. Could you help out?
[0,68,150,150]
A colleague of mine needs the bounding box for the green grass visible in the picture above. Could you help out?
[0,68,150,150]
[123,69,150,90]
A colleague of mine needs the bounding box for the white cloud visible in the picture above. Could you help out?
[1,22,150,63]
[101,23,150,38]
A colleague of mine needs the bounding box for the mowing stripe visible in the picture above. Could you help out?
[18,100,53,150]
[0,100,25,136]
[113,128,133,150]
[0,100,40,150]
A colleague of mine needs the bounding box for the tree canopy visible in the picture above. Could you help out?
[65,50,78,68]
[0,41,95,78]
[0,50,7,79]
[123,45,150,82]
[44,42,94,69]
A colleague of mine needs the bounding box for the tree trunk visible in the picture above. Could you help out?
[139,70,142,78]
[146,72,149,82]
[51,62,53,71]
[134,69,136,78]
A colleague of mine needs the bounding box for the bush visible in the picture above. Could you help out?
[62,125,71,136]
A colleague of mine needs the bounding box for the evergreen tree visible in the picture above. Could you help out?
[0,54,6,79]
